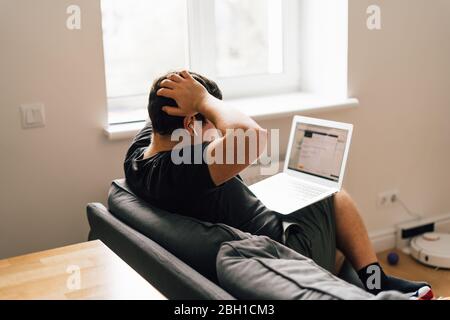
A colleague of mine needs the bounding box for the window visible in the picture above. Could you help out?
[101,0,299,124]
[214,0,283,77]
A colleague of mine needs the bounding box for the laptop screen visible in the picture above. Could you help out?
[287,123,349,182]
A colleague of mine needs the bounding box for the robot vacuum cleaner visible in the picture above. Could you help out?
[410,232,450,269]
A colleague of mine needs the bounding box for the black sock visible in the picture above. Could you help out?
[357,262,429,295]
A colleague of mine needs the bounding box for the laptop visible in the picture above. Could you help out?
[249,115,353,215]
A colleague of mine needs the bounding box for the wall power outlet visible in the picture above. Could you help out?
[377,189,399,208]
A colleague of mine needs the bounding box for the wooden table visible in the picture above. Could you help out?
[0,240,167,300]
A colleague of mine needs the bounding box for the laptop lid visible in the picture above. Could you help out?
[283,115,353,189]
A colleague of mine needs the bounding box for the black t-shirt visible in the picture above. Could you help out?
[124,122,283,242]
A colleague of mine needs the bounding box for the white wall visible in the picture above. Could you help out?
[0,0,124,258]
[1,0,449,258]
[299,0,348,98]
[342,0,450,231]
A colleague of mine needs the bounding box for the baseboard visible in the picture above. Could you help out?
[369,213,450,253]
[369,228,396,253]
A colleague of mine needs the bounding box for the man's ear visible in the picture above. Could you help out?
[183,116,196,136]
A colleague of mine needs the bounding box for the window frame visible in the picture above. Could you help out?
[187,0,300,99]
[103,0,301,124]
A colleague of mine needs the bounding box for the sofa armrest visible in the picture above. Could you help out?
[87,203,235,300]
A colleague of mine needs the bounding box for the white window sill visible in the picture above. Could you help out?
[104,92,359,141]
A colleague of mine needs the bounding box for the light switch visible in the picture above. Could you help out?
[20,103,46,129]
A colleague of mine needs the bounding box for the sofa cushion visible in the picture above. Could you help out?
[107,179,250,283]
[216,236,408,300]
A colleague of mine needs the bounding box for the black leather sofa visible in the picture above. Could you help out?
[87,179,370,300]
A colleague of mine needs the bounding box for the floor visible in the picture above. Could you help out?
[378,249,450,297]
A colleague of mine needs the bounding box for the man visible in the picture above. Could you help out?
[124,70,429,296]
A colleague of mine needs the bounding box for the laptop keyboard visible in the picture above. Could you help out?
[283,178,328,202]
[249,173,335,214]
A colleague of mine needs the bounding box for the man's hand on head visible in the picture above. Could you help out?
[156,70,267,186]
[157,70,210,117]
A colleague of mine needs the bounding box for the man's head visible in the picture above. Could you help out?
[148,71,223,136]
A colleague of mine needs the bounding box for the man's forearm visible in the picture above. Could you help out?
[198,95,268,166]
[198,95,263,136]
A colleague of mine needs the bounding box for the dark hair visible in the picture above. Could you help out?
[148,71,223,135]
